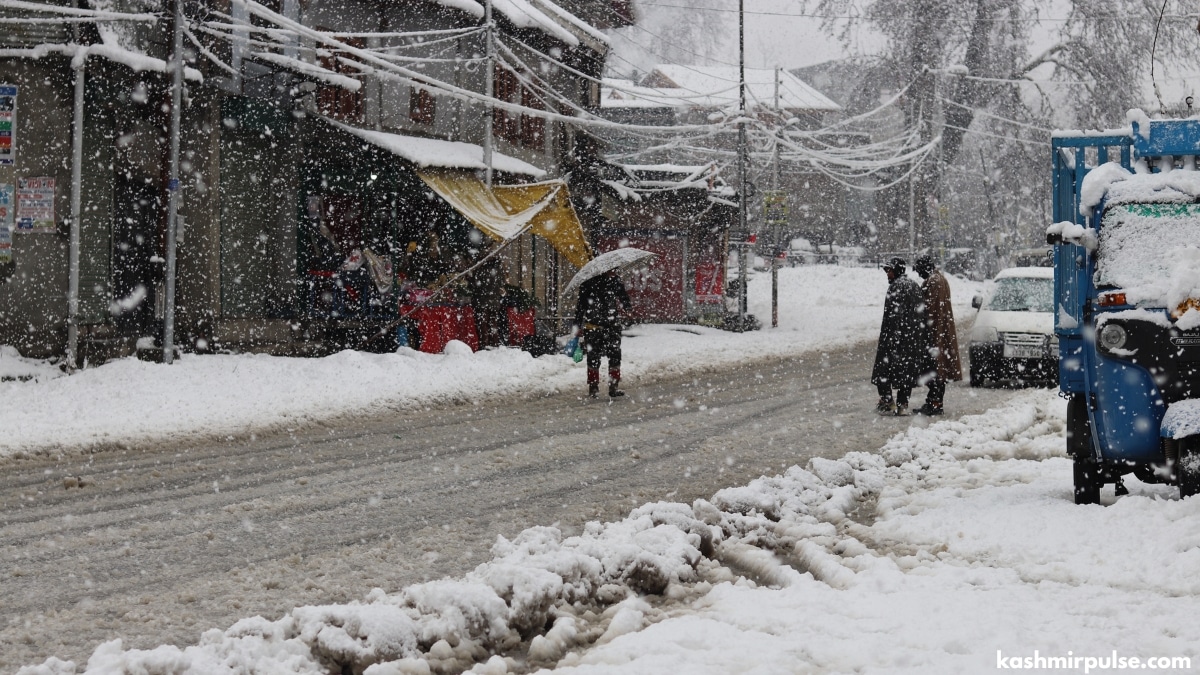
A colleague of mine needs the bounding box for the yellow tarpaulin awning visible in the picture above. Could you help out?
[417,169,594,270]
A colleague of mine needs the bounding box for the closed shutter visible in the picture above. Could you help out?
[77,68,115,325]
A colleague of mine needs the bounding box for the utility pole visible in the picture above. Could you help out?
[770,66,780,328]
[66,34,85,371]
[908,105,919,260]
[773,67,781,191]
[736,0,748,331]
[162,0,184,364]
[483,0,494,189]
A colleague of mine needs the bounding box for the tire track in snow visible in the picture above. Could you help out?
[0,339,1024,670]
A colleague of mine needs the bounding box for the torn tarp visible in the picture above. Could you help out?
[417,169,593,270]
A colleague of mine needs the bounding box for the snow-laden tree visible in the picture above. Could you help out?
[814,0,1200,255]
[606,0,731,77]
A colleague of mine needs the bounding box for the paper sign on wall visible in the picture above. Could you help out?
[0,184,12,263]
[16,177,55,233]
[0,85,14,166]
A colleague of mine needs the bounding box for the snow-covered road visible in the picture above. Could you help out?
[24,265,1137,674]
[22,388,1200,675]
[1,336,1021,671]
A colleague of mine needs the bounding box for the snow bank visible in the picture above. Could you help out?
[545,393,1200,674]
[0,345,62,383]
[22,499,712,674]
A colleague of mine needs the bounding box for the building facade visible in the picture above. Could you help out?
[0,0,636,362]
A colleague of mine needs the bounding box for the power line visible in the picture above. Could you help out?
[634,2,1200,23]
[936,97,1054,133]
[604,5,742,69]
[501,32,743,105]
[228,0,733,135]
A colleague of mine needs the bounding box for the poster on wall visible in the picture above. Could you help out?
[16,177,55,233]
[0,85,15,166]
[694,261,723,304]
[594,234,687,323]
[0,183,12,263]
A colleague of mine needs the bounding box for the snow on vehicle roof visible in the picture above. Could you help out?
[1095,202,1200,309]
[1105,170,1200,206]
[1080,162,1200,214]
[995,267,1053,280]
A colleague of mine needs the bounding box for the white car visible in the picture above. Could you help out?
[968,266,1057,387]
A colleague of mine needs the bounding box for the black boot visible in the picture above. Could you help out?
[917,403,944,416]
[609,368,625,397]
[588,384,599,398]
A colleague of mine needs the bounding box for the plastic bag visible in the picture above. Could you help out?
[563,336,583,362]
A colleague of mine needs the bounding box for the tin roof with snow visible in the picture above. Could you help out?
[435,0,608,52]
[599,78,688,110]
[635,65,841,113]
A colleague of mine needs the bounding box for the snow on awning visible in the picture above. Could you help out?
[86,42,203,80]
[418,169,593,269]
[605,162,737,200]
[0,42,203,81]
[493,0,576,48]
[327,119,546,178]
[252,51,360,91]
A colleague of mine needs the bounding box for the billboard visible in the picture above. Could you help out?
[16,177,55,233]
[0,183,12,263]
[0,85,14,166]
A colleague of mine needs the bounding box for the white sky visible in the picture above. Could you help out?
[610,0,1199,111]
[608,0,874,76]
[734,0,867,70]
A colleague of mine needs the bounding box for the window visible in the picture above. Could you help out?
[493,65,521,143]
[520,86,545,150]
[493,64,544,150]
[409,85,435,125]
[316,34,365,123]
[984,277,1054,313]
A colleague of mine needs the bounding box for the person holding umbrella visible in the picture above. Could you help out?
[575,270,632,398]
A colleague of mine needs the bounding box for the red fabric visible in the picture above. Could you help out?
[587,368,600,387]
[507,308,536,344]
[609,368,621,383]
[401,305,479,354]
[592,236,687,322]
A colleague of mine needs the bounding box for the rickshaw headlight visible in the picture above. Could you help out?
[1099,323,1128,352]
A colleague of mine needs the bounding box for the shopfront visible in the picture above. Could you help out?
[294,119,592,353]
[587,164,735,325]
